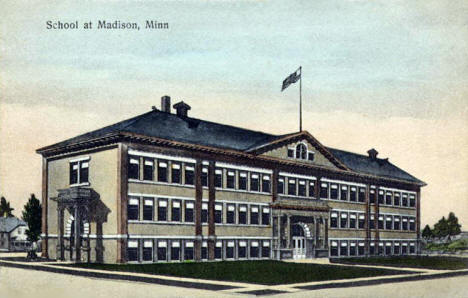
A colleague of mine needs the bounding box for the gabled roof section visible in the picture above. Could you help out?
[246,131,350,170]
[0,217,26,233]
[37,109,284,154]
[327,147,426,185]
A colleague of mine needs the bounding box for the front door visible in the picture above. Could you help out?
[293,236,306,259]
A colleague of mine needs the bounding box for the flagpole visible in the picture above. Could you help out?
[299,66,302,132]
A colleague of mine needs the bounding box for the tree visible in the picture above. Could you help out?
[433,216,450,239]
[446,212,461,239]
[22,194,42,242]
[422,224,433,239]
[0,196,14,217]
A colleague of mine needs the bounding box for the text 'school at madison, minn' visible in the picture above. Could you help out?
[46,20,169,30]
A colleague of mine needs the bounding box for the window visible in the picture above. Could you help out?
[288,178,296,196]
[369,242,375,255]
[394,192,400,206]
[143,240,153,261]
[143,158,154,181]
[184,201,194,222]
[250,173,260,192]
[394,242,400,255]
[383,242,392,255]
[262,241,270,258]
[262,175,271,193]
[331,241,338,256]
[394,216,400,230]
[340,241,348,256]
[277,177,285,194]
[128,156,139,180]
[226,241,235,259]
[378,190,384,204]
[215,204,223,224]
[171,163,181,184]
[330,184,338,199]
[250,206,259,225]
[358,242,365,255]
[238,172,247,190]
[402,242,408,255]
[402,217,408,230]
[238,241,247,258]
[171,201,181,222]
[298,180,306,196]
[350,242,357,256]
[287,148,294,158]
[227,204,235,224]
[386,215,393,230]
[410,242,415,254]
[350,187,357,202]
[378,242,384,255]
[261,207,270,225]
[340,185,348,201]
[250,241,259,258]
[378,215,384,229]
[171,241,180,261]
[201,203,208,223]
[226,170,236,189]
[127,197,139,220]
[358,214,365,229]
[410,218,415,231]
[358,187,366,202]
[385,191,392,205]
[158,161,168,182]
[340,212,348,228]
[215,241,222,259]
[296,143,307,159]
[215,168,223,188]
[201,167,208,187]
[349,213,357,229]
[402,193,408,206]
[370,188,376,204]
[127,240,139,262]
[320,182,329,199]
[238,205,247,224]
[308,181,315,198]
[369,214,375,229]
[184,241,194,260]
[184,164,194,185]
[308,152,314,161]
[201,241,208,260]
[158,199,167,221]
[409,194,416,207]
[330,212,338,228]
[143,198,154,221]
[70,160,89,184]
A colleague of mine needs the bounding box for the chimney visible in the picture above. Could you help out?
[161,95,171,113]
[367,148,378,160]
[173,101,191,118]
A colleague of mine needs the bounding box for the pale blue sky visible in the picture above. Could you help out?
[1,0,467,226]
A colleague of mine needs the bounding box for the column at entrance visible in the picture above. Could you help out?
[57,206,65,261]
[74,205,81,262]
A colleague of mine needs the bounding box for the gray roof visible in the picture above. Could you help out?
[0,217,26,233]
[38,109,424,185]
[327,147,424,184]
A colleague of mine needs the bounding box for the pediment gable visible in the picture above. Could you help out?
[247,132,349,170]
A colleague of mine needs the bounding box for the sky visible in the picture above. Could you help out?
[0,0,467,228]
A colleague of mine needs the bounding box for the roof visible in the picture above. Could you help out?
[37,109,284,152]
[327,147,425,185]
[0,217,26,233]
[37,108,425,185]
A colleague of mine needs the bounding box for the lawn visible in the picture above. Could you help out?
[331,256,468,270]
[66,260,416,285]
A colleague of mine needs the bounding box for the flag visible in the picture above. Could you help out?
[281,68,301,91]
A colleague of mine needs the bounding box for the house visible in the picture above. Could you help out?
[0,217,30,251]
[36,96,425,263]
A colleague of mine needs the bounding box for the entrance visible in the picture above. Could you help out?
[292,224,306,259]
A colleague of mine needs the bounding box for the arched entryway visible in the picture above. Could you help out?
[292,223,310,259]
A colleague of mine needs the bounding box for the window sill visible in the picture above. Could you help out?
[70,182,90,187]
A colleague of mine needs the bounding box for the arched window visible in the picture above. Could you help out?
[296,143,307,160]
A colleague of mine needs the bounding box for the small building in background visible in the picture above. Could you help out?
[0,217,30,252]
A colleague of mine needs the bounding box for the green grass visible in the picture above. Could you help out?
[65,260,415,285]
[425,239,468,251]
[332,256,468,270]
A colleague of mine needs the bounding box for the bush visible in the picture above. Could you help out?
[447,239,468,250]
